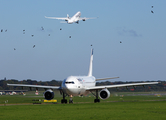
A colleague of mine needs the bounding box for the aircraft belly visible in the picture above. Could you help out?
[65,87,87,96]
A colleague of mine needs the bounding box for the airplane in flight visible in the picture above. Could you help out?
[7,49,158,103]
[45,11,97,24]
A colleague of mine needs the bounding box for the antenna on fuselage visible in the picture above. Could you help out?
[88,49,93,76]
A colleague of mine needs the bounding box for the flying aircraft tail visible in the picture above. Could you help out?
[88,49,93,76]
[67,14,69,18]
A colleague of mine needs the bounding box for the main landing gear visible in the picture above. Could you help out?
[91,90,100,103]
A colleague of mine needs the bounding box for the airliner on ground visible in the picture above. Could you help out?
[45,11,97,24]
[7,49,158,103]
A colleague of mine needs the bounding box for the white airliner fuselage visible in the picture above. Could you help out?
[62,76,95,96]
[7,49,159,103]
[67,12,81,24]
[45,11,96,24]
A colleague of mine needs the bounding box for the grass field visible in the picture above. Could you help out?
[0,91,166,120]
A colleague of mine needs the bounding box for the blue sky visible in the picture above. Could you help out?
[0,0,166,82]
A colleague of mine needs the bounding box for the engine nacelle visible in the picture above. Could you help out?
[82,19,86,21]
[43,89,54,100]
[99,88,110,100]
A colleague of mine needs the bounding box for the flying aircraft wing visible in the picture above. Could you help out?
[78,17,98,21]
[86,82,159,90]
[45,16,68,20]
[7,83,61,89]
[96,77,119,81]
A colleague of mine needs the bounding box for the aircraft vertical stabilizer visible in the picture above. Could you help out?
[88,49,93,76]
[67,14,69,18]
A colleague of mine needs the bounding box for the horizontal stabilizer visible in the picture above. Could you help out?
[96,77,119,81]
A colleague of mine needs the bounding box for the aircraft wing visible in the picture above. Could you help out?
[78,17,97,21]
[45,16,68,20]
[86,82,159,90]
[96,77,119,81]
[7,83,61,90]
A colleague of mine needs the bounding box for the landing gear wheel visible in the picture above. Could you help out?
[94,99,100,103]
[61,99,67,104]
[65,99,67,103]
[61,92,67,104]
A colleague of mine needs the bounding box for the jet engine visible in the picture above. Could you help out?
[99,88,110,100]
[43,89,54,100]
[83,19,86,21]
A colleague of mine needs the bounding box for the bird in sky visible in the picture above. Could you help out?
[41,27,44,30]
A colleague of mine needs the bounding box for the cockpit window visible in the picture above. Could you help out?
[65,81,75,84]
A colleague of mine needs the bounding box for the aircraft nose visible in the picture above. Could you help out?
[62,80,72,90]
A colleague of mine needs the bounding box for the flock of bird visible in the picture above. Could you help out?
[1,29,7,32]
[0,26,70,51]
[151,6,154,14]
[1,6,155,49]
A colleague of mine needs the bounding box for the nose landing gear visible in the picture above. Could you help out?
[61,93,73,104]
[61,92,67,104]
[61,99,67,104]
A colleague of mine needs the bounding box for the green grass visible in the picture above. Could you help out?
[0,101,166,120]
[0,91,166,120]
[0,91,166,104]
